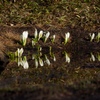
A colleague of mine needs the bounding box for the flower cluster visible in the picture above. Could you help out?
[14,48,29,69]
[89,32,100,42]
[64,32,70,45]
[20,31,28,46]
[8,29,71,69]
[32,29,54,47]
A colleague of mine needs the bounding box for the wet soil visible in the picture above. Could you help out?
[0,25,100,100]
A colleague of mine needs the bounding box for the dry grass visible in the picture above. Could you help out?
[0,0,99,31]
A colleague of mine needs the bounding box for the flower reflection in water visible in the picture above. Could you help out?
[17,56,29,69]
[90,52,100,62]
[64,51,70,63]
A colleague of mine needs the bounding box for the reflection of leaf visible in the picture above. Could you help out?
[37,45,42,51]
[8,52,15,60]
[64,52,70,63]
[35,59,38,68]
[45,55,50,65]
[22,60,29,69]
[18,57,23,66]
[52,53,56,62]
[44,32,50,43]
[15,48,24,57]
[39,58,44,66]
[90,53,95,62]
[32,38,37,47]
[17,56,29,69]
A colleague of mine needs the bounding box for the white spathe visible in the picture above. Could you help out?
[38,30,43,40]
[18,57,23,66]
[21,31,28,46]
[22,31,28,39]
[65,32,70,44]
[32,39,36,47]
[44,32,50,42]
[51,35,56,43]
[53,35,56,39]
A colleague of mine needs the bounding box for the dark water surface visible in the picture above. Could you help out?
[0,27,100,99]
[0,46,100,90]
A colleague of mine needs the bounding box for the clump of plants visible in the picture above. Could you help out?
[89,32,100,42]
[8,29,71,69]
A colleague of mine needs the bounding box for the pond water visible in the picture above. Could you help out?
[0,28,100,99]
[0,46,100,92]
[9,49,100,69]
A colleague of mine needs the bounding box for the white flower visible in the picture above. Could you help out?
[23,31,28,39]
[64,32,70,44]
[21,31,28,46]
[53,35,56,39]
[15,48,24,57]
[39,58,44,66]
[65,52,70,63]
[53,55,56,62]
[44,32,50,43]
[45,55,50,65]
[89,33,95,42]
[38,30,43,40]
[51,35,56,43]
[34,28,44,41]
